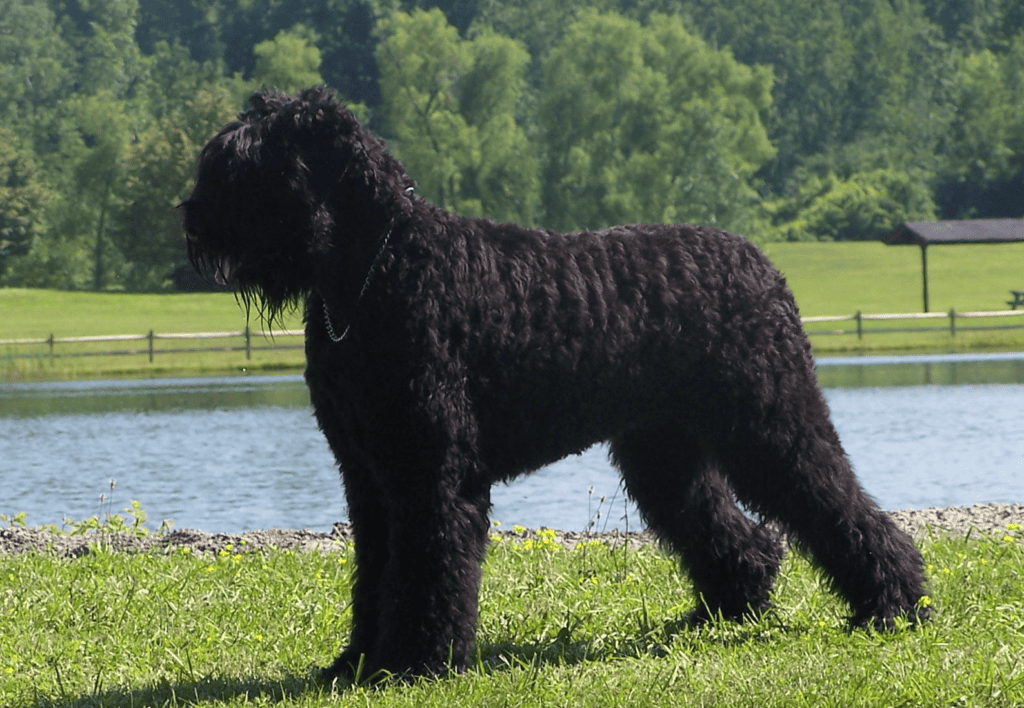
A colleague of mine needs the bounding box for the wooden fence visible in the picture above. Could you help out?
[802,308,1024,339]
[0,327,304,362]
[3,309,1024,364]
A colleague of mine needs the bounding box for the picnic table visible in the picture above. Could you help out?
[1010,290,1024,309]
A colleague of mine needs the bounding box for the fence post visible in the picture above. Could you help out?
[48,334,54,362]
[949,308,956,337]
[148,330,154,362]
[855,311,863,340]
[245,326,251,360]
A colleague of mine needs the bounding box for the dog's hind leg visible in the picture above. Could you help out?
[610,425,783,621]
[718,381,928,629]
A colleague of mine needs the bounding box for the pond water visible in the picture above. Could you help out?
[2,353,1022,534]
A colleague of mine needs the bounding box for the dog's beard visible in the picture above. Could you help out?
[186,244,303,331]
[236,282,301,331]
[229,266,305,331]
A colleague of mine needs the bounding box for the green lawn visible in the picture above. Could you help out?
[0,288,303,339]
[1,526,1022,707]
[0,289,307,380]
[763,241,1024,355]
[762,241,1024,316]
[3,240,1024,380]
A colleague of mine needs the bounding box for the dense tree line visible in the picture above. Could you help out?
[1,0,1021,290]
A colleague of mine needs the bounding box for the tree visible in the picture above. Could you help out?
[921,0,1019,49]
[52,0,145,96]
[453,27,540,222]
[377,9,474,212]
[666,0,854,192]
[376,8,539,223]
[771,169,937,242]
[0,0,150,289]
[135,0,223,61]
[252,26,324,93]
[935,35,1024,218]
[666,0,957,202]
[539,11,776,234]
[0,0,76,155]
[135,0,384,106]
[0,129,49,280]
[475,0,616,75]
[113,88,240,290]
[62,92,134,290]
[134,39,240,121]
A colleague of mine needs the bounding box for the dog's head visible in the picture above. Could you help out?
[181,86,414,324]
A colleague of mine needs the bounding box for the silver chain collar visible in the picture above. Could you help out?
[323,223,394,343]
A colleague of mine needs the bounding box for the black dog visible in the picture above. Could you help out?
[182,87,928,681]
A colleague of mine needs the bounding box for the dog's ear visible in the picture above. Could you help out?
[281,87,356,138]
[243,88,352,144]
[248,87,416,217]
[260,88,366,170]
[290,87,337,127]
[247,90,291,121]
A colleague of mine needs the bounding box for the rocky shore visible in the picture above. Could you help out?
[1,503,1021,558]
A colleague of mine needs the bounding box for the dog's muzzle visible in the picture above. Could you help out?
[187,235,236,287]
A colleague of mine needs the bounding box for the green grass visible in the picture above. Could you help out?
[759,241,1024,355]
[3,240,1024,380]
[0,289,306,338]
[2,525,1023,707]
[0,289,306,380]
[761,241,1024,316]
[761,241,1024,355]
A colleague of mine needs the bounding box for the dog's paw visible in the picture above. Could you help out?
[850,600,933,632]
[320,649,372,686]
[689,593,774,625]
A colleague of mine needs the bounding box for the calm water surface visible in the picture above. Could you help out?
[2,353,1022,533]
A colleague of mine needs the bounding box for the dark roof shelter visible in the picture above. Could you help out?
[883,219,1024,312]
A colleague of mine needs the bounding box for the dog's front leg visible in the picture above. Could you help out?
[321,463,390,684]
[370,471,492,679]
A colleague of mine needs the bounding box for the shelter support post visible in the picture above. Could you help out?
[884,221,1024,313]
[920,244,929,313]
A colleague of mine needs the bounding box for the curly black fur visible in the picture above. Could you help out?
[182,87,929,682]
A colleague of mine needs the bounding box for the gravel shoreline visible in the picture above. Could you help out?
[1,504,1021,557]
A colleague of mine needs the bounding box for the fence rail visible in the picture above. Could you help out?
[0,327,305,362]
[3,309,1024,364]
[802,308,1024,339]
